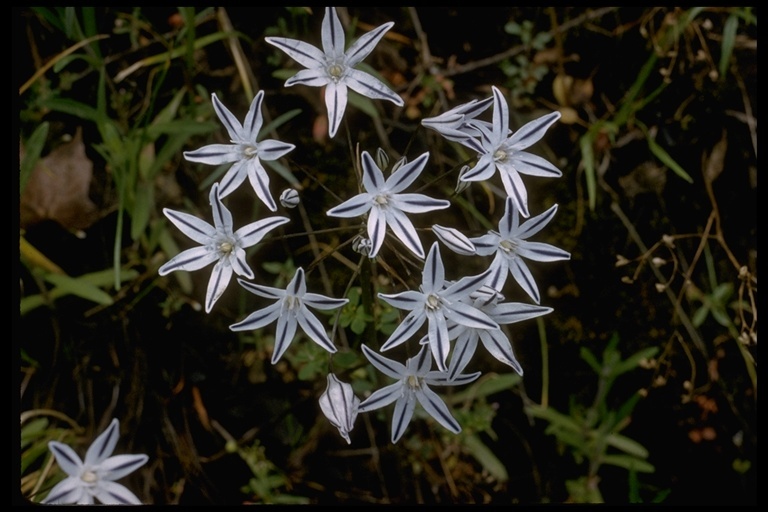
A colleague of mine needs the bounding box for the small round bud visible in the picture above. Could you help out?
[280,188,300,208]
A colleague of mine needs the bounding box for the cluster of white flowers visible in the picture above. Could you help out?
[42,8,571,504]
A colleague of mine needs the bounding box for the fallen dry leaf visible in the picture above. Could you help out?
[20,127,98,231]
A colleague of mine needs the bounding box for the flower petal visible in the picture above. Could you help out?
[518,203,558,238]
[509,151,563,178]
[361,150,386,192]
[367,206,387,258]
[361,344,406,380]
[246,159,277,212]
[48,442,82,477]
[422,242,445,293]
[426,309,451,372]
[229,301,282,331]
[484,252,509,291]
[41,476,85,504]
[478,328,523,375]
[391,390,416,443]
[265,37,326,69]
[460,153,496,182]
[385,151,429,193]
[234,216,290,247]
[415,386,460,434]
[391,193,450,214]
[508,110,561,151]
[218,159,249,198]
[284,67,330,88]
[212,93,244,141]
[432,225,477,256]
[93,481,143,505]
[236,277,285,300]
[509,257,540,304]
[344,68,404,106]
[158,246,218,276]
[325,82,348,138]
[379,310,426,352]
[183,144,241,165]
[205,259,233,313]
[498,164,529,218]
[490,302,552,324]
[385,208,424,258]
[321,6,345,58]
[230,247,254,279]
[516,241,571,262]
[84,418,119,466]
[297,304,337,353]
[319,374,359,444]
[357,381,403,413]
[303,293,349,310]
[272,314,298,364]
[257,139,296,162]
[99,454,149,481]
[470,232,502,257]
[345,20,394,66]
[326,193,373,218]
[491,86,510,147]
[209,183,233,231]
[447,330,478,381]
[378,290,423,311]
[446,300,499,330]
[162,208,215,245]
[242,91,265,139]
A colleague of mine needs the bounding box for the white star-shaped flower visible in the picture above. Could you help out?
[326,151,449,259]
[158,183,290,313]
[266,7,404,138]
[183,92,296,211]
[358,344,480,443]
[460,86,562,218]
[471,197,571,303]
[378,242,500,371]
[229,267,348,364]
[42,418,148,505]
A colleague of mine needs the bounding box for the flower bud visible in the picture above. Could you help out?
[279,188,300,208]
[319,374,360,444]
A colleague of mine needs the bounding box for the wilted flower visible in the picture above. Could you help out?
[358,345,480,443]
[183,92,295,211]
[42,418,147,505]
[319,374,360,444]
[421,96,493,147]
[460,86,562,218]
[266,7,404,138]
[378,242,499,371]
[470,197,571,303]
[159,183,290,313]
[229,267,348,363]
[432,224,477,256]
[327,151,449,259]
[279,188,300,208]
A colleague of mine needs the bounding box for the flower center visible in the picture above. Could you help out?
[243,145,258,158]
[374,193,389,206]
[219,241,234,254]
[500,239,517,253]
[328,63,345,83]
[285,295,300,311]
[406,375,422,389]
[426,293,442,310]
[493,149,508,162]
[80,470,98,484]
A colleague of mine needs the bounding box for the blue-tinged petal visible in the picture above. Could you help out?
[499,197,518,237]
[361,344,406,379]
[229,301,282,331]
[509,151,563,178]
[42,476,84,504]
[421,111,463,134]
[297,304,337,353]
[236,277,285,300]
[345,20,394,66]
[158,246,218,276]
[84,418,120,466]
[48,441,82,476]
[447,330,478,381]
[391,193,450,214]
[443,269,492,301]
[432,225,476,256]
[415,386,460,434]
[426,369,481,387]
[205,259,233,313]
[380,310,426,351]
[257,139,296,161]
[265,37,326,69]
[361,151,386,192]
[162,208,215,245]
[470,232,502,257]
[385,152,429,193]
[426,309,451,372]
[385,207,425,259]
[209,183,233,231]
[242,91,264,139]
[234,216,290,247]
[218,159,249,198]
[93,481,143,505]
[183,144,241,165]
[246,159,277,212]
[230,247,254,279]
[378,290,424,311]
[498,165,529,218]
[518,203,558,238]
[303,293,348,310]
[319,374,359,444]
[508,110,561,151]
[478,328,523,375]
[490,302,552,324]
[391,391,416,443]
[422,242,445,293]
[272,314,298,364]
[99,454,149,481]
[491,86,510,148]
[285,68,330,88]
[517,241,571,262]
[412,345,433,376]
[446,300,499,331]
[357,381,403,412]
[509,257,540,304]
[321,7,345,58]
[460,153,496,182]
[484,252,509,291]
[367,206,387,258]
[325,82,348,138]
[326,193,373,218]
[345,68,403,106]
[211,93,244,142]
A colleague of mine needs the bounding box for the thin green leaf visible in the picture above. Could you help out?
[42,273,114,306]
[719,14,739,78]
[614,346,659,376]
[579,133,597,211]
[606,433,649,459]
[42,98,100,123]
[449,373,521,404]
[462,434,509,482]
[130,181,154,241]
[602,454,655,473]
[580,346,602,373]
[20,122,50,194]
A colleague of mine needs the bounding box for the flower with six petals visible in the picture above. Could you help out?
[42,418,148,505]
[158,183,290,313]
[358,345,480,443]
[183,92,295,211]
[327,151,449,259]
[229,267,348,363]
[266,7,404,138]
